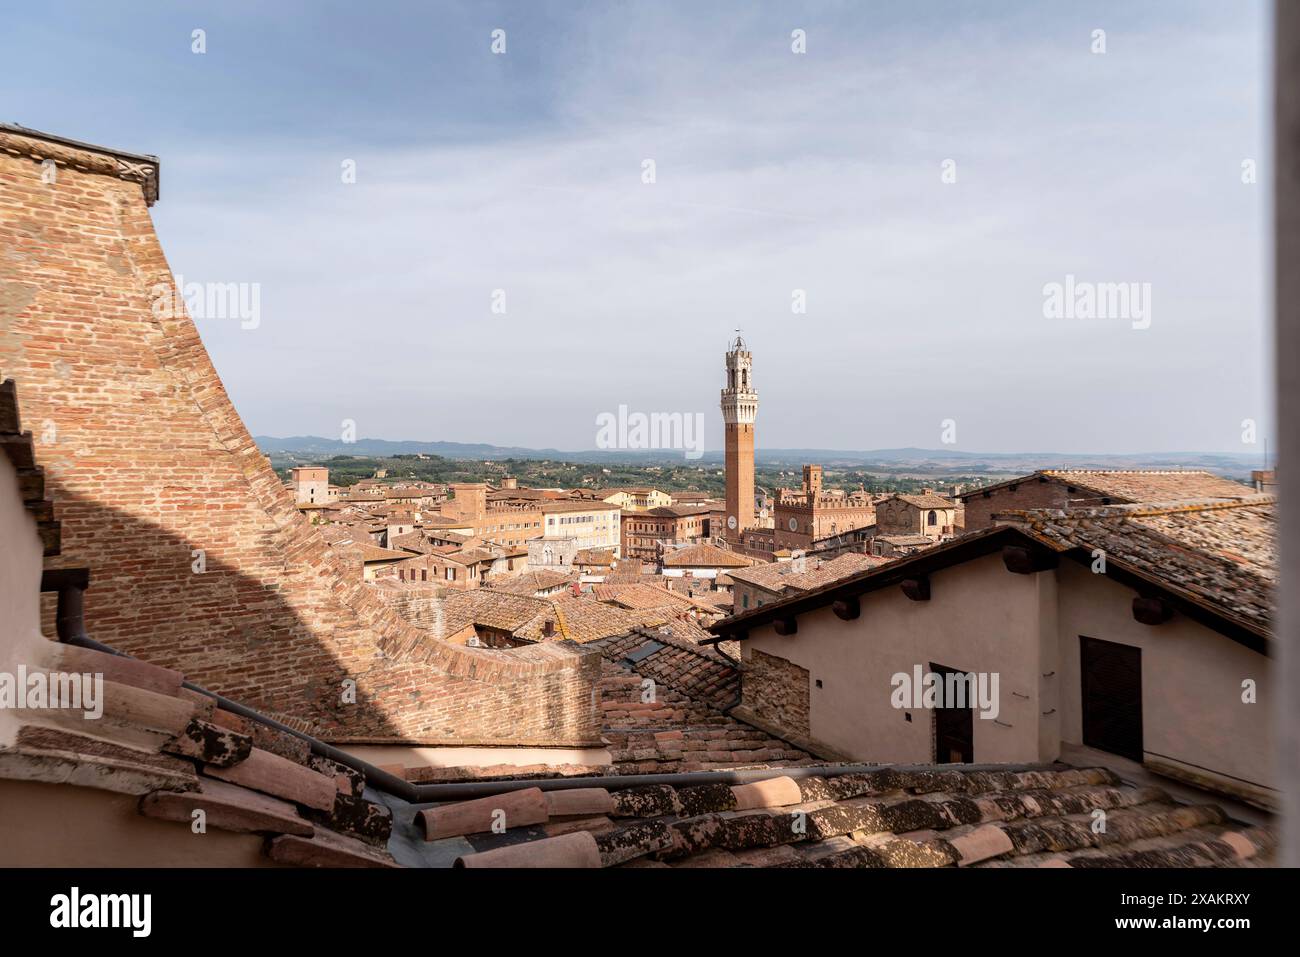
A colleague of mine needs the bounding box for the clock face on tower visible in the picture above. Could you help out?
[727,515,737,530]
[788,518,798,531]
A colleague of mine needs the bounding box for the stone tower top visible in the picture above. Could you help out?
[803,464,823,497]
[721,336,758,426]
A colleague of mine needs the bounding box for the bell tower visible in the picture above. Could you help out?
[721,334,758,547]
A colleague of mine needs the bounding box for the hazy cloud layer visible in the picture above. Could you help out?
[7,1,1271,453]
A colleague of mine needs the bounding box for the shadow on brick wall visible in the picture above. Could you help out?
[41,480,408,742]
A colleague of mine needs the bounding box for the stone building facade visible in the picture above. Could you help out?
[290,467,331,504]
[621,504,712,561]
[773,464,876,551]
[874,491,959,541]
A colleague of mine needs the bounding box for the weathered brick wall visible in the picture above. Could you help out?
[962,481,1070,531]
[741,647,810,738]
[0,130,601,746]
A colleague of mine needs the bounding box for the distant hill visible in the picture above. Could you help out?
[254,436,1264,479]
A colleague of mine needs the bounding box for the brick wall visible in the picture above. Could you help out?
[961,480,1070,530]
[741,647,810,738]
[0,130,601,746]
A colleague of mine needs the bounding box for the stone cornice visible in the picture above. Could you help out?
[0,124,160,205]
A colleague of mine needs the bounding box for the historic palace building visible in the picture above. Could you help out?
[773,464,877,552]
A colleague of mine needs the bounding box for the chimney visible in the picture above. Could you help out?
[542,619,555,638]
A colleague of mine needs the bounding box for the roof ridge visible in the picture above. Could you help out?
[1042,468,1217,475]
[1003,495,1273,523]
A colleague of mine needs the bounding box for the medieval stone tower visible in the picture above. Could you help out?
[721,335,758,546]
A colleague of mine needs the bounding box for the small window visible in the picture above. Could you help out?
[928,510,938,526]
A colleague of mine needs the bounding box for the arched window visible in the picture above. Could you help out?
[928,510,938,526]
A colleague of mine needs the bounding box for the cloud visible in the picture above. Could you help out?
[138,0,1269,454]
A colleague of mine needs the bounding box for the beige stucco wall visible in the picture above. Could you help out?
[542,509,621,553]
[743,553,1050,764]
[1054,560,1274,792]
[741,550,1273,796]
[0,778,277,867]
[0,456,51,749]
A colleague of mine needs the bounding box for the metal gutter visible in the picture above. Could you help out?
[405,760,1064,805]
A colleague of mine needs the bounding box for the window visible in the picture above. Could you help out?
[928,510,937,526]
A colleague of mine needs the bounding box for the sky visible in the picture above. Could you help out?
[4,1,1274,454]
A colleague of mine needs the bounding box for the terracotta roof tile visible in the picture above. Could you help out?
[0,627,398,866]
[1039,469,1252,502]
[444,764,1274,869]
[662,543,760,568]
[1003,497,1275,634]
[486,569,576,595]
[726,552,885,594]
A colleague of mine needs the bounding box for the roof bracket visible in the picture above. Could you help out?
[1002,544,1059,575]
[900,576,930,602]
[832,596,860,620]
[1132,596,1174,626]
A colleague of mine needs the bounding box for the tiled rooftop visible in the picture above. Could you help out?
[963,469,1253,504]
[727,552,885,594]
[591,581,720,614]
[591,626,742,712]
[0,643,397,867]
[341,543,414,563]
[894,492,957,509]
[573,548,618,566]
[486,569,577,595]
[423,589,680,644]
[662,542,760,568]
[425,764,1274,868]
[1040,469,1252,502]
[1003,497,1275,633]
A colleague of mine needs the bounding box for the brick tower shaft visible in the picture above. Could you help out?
[720,337,758,546]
